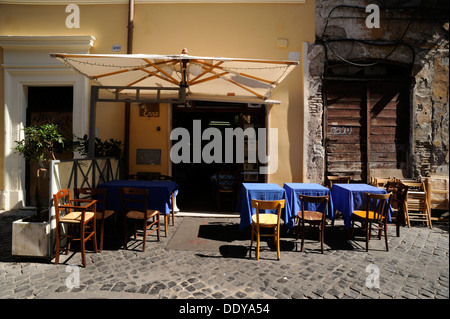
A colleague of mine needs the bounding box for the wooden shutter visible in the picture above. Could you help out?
[325,80,409,183]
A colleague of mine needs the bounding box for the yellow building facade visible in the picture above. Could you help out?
[0,0,315,210]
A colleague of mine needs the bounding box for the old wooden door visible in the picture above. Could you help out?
[324,80,409,183]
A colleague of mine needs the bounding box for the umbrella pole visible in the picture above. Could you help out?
[123,0,134,177]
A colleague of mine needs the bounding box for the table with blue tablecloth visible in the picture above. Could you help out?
[97,179,179,215]
[283,183,334,229]
[331,183,390,229]
[237,183,286,232]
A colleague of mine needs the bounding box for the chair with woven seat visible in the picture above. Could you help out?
[350,192,392,252]
[120,187,160,252]
[326,175,351,188]
[296,195,329,254]
[385,181,408,237]
[327,175,351,226]
[250,199,285,260]
[74,187,116,252]
[372,177,394,189]
[216,172,236,212]
[401,181,432,229]
[53,188,98,267]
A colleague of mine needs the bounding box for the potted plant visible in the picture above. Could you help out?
[11,123,72,258]
[76,134,122,158]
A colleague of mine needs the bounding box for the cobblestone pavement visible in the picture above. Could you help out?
[0,209,448,304]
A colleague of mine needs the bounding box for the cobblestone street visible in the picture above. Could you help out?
[0,209,448,306]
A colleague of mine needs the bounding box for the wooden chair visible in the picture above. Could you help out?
[326,175,351,188]
[350,192,392,252]
[159,175,174,181]
[372,177,394,189]
[216,172,236,212]
[250,199,285,260]
[401,181,432,229]
[53,189,97,267]
[327,175,351,226]
[120,187,160,252]
[73,188,116,252]
[385,181,408,237]
[296,195,329,253]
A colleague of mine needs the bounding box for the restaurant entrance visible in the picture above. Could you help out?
[172,101,266,212]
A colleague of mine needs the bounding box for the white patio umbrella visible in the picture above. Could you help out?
[51,49,299,103]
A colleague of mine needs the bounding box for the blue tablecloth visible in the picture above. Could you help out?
[331,183,389,229]
[237,183,286,232]
[283,183,334,229]
[97,180,179,215]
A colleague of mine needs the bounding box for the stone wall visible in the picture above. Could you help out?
[303,0,449,183]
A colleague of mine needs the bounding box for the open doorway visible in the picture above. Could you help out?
[172,101,266,212]
[26,86,73,206]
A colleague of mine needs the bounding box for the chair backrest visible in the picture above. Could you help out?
[53,189,75,223]
[401,180,425,192]
[74,188,107,212]
[327,175,351,188]
[372,177,393,188]
[251,199,285,226]
[217,172,235,191]
[364,192,392,222]
[298,195,329,221]
[119,187,149,217]
[159,175,174,181]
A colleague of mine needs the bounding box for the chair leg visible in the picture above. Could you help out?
[365,222,370,252]
[300,221,305,252]
[276,228,280,260]
[55,224,60,265]
[156,214,161,241]
[320,223,325,254]
[91,217,97,254]
[80,223,86,267]
[142,220,146,252]
[250,226,254,258]
[164,215,169,237]
[99,218,105,252]
[171,209,175,226]
[66,224,72,255]
[384,221,389,251]
[123,217,128,250]
[256,231,260,261]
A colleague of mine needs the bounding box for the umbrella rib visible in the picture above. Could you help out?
[196,60,275,85]
[225,77,265,99]
[188,61,225,85]
[92,68,131,80]
[143,59,179,85]
[193,65,265,99]
[190,72,229,86]
[140,68,179,86]
[118,75,151,91]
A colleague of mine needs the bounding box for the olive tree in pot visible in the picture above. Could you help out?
[12,124,73,258]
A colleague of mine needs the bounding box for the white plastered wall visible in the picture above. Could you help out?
[0,36,95,210]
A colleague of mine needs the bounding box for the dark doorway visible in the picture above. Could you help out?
[26,86,73,206]
[172,101,266,212]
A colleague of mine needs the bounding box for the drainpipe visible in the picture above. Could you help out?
[124,0,134,178]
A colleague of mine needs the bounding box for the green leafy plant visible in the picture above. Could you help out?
[76,134,122,158]
[14,124,67,163]
[14,124,72,222]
